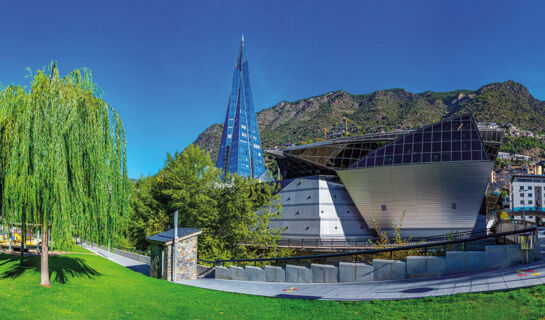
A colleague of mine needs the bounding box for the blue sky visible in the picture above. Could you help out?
[1,1,544,178]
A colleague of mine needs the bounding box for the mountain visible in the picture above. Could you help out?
[194,80,545,164]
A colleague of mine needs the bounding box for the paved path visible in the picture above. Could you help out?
[177,260,545,301]
[78,238,545,300]
[81,244,150,276]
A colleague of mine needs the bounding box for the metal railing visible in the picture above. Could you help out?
[198,226,537,267]
[242,229,491,250]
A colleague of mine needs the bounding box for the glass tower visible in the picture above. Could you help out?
[216,36,268,180]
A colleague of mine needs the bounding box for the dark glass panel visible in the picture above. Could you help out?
[432,124,441,132]
[482,150,489,160]
[423,153,432,162]
[461,115,471,121]
[413,143,422,153]
[394,144,403,154]
[452,130,461,141]
[433,142,441,152]
[462,120,471,130]
[424,132,432,142]
[377,148,385,157]
[452,141,461,151]
[461,131,470,140]
[403,144,412,153]
[404,134,413,144]
[432,153,441,162]
[366,157,375,167]
[442,131,451,141]
[385,145,394,156]
[442,141,451,151]
[453,121,463,131]
[423,143,431,152]
[375,156,384,166]
[472,150,481,161]
[414,132,423,143]
[393,155,402,164]
[385,156,393,165]
[403,154,412,164]
[462,151,471,160]
[471,130,480,140]
[412,153,422,163]
[441,152,451,161]
[462,141,471,151]
[433,131,441,142]
[472,141,481,151]
[442,120,452,131]
[452,152,461,161]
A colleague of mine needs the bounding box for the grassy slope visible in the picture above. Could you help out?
[1,252,545,319]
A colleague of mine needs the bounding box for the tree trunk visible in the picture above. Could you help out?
[40,223,50,287]
[20,212,25,265]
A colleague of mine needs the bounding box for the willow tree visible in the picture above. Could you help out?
[0,64,129,286]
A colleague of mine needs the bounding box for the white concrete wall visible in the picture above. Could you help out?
[269,176,374,241]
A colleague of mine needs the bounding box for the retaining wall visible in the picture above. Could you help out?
[214,243,541,283]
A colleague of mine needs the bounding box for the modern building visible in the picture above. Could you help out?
[267,114,505,239]
[216,36,269,180]
[509,175,545,224]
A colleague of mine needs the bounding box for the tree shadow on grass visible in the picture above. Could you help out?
[0,254,101,284]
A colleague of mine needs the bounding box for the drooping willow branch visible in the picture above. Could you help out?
[0,64,129,248]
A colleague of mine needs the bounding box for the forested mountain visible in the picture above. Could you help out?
[195,80,545,164]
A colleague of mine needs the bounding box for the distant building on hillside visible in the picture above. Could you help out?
[216,36,269,181]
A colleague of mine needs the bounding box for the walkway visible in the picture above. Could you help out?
[81,243,150,276]
[78,238,545,301]
[178,260,545,301]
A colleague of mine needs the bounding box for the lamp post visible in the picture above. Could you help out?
[173,211,178,282]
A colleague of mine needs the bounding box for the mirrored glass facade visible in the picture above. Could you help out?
[216,37,268,180]
[351,115,489,168]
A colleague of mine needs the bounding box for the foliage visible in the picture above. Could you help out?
[500,135,545,157]
[366,211,424,261]
[127,144,290,262]
[1,251,545,319]
[0,65,129,248]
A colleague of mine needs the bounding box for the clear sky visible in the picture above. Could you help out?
[1,1,544,178]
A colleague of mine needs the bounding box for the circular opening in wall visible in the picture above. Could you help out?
[321,210,324,213]
[334,195,337,198]
[334,226,338,230]
[347,210,350,214]
[305,226,310,230]
[307,195,311,199]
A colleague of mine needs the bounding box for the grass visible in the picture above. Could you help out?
[1,251,545,320]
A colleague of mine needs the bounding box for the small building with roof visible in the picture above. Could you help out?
[146,227,202,281]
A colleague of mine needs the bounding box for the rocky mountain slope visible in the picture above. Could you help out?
[195,80,545,163]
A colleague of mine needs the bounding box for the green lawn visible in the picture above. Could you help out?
[1,251,545,319]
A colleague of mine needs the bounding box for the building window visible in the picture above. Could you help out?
[381,205,387,211]
[520,200,524,205]
[528,186,533,190]
[528,200,533,205]
[451,203,457,209]
[520,186,524,190]
[528,194,533,197]
[520,193,525,197]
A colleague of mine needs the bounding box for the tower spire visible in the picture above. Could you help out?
[216,37,270,181]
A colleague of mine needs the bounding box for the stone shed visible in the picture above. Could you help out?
[146,228,202,281]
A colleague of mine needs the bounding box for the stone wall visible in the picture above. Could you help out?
[174,236,198,281]
[215,244,541,283]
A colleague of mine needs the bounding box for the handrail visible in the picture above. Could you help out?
[199,226,537,265]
